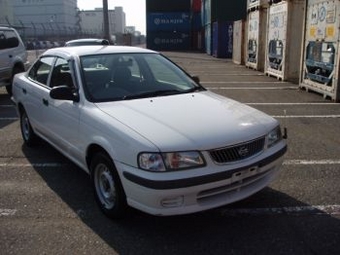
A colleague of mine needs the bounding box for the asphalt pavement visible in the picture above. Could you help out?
[0,50,339,255]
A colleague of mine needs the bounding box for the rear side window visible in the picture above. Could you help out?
[0,30,19,50]
[28,57,55,86]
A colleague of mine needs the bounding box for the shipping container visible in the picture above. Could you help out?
[264,0,304,82]
[300,0,340,101]
[146,0,191,12]
[192,30,204,51]
[202,0,212,25]
[204,23,212,55]
[233,20,246,65]
[246,8,268,71]
[202,0,247,25]
[192,12,203,31]
[247,0,270,10]
[147,31,191,51]
[212,21,233,58]
[191,0,202,13]
[147,12,191,33]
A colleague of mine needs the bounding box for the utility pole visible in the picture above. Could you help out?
[102,0,110,42]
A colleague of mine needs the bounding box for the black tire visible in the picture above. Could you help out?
[90,152,127,219]
[20,109,38,146]
[5,84,12,96]
[7,66,24,96]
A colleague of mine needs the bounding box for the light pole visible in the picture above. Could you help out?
[102,0,110,42]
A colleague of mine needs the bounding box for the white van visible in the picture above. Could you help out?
[0,26,29,95]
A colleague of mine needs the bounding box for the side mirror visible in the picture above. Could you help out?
[191,75,200,84]
[50,85,79,102]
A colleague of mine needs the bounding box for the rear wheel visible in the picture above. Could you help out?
[5,84,12,96]
[20,109,38,146]
[91,152,127,219]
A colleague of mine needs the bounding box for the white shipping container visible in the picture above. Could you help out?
[233,20,246,65]
[246,8,268,71]
[202,0,211,25]
[205,24,212,55]
[247,0,269,10]
[265,1,304,82]
[300,0,340,101]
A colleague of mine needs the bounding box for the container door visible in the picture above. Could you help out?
[265,2,287,78]
[300,0,340,101]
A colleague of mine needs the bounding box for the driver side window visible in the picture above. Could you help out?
[50,58,75,89]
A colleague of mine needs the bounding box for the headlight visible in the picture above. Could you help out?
[267,126,282,148]
[138,151,205,172]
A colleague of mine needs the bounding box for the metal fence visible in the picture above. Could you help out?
[2,19,145,49]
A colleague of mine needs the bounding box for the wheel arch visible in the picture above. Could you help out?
[86,144,112,174]
[17,102,25,114]
[12,61,25,73]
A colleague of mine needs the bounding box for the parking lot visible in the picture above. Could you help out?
[0,50,339,254]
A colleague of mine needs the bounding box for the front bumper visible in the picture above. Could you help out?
[119,144,287,216]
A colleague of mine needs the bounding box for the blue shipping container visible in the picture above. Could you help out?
[147,12,191,32]
[147,31,191,51]
[212,21,233,58]
[192,12,202,31]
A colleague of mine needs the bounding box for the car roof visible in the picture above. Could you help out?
[65,38,109,46]
[0,26,16,31]
[41,46,157,60]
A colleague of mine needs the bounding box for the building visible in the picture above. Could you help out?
[79,7,126,36]
[0,0,13,25]
[125,26,136,34]
[1,0,126,42]
[10,0,79,39]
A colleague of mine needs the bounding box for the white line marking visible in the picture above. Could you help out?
[221,205,340,216]
[247,102,339,106]
[284,159,340,165]
[0,209,17,217]
[193,73,266,76]
[205,83,291,85]
[273,115,340,118]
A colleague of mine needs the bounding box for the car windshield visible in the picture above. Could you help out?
[80,53,203,102]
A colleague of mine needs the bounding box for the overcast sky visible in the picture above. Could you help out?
[77,0,146,34]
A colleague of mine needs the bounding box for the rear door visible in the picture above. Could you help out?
[23,56,55,136]
[0,29,11,83]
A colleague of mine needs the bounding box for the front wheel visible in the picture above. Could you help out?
[20,109,38,146]
[91,152,127,219]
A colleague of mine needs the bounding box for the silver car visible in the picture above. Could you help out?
[0,26,29,95]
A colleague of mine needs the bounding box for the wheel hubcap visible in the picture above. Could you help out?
[21,114,30,141]
[95,164,116,209]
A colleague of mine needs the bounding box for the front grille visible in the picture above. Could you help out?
[209,137,265,164]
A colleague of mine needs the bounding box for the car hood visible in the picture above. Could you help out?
[95,91,277,151]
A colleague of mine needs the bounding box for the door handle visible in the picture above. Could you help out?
[42,98,49,106]
[22,88,27,94]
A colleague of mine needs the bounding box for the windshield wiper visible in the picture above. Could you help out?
[184,86,205,93]
[122,90,182,100]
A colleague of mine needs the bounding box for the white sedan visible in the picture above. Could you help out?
[12,46,287,218]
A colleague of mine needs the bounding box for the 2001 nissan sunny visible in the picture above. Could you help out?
[12,46,287,218]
